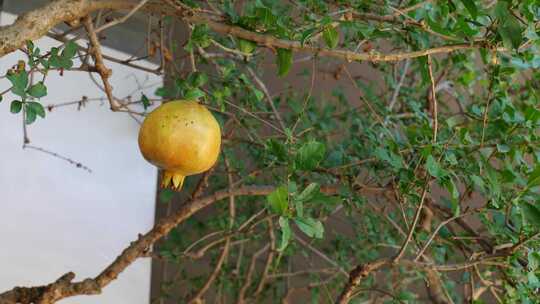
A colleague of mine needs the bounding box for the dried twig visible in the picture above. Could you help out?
[246,67,287,132]
[393,177,430,262]
[254,218,276,296]
[83,16,121,111]
[24,145,93,173]
[294,234,348,277]
[187,156,236,303]
[414,209,479,261]
[95,0,150,33]
[388,58,410,111]
[427,54,438,143]
[237,244,270,304]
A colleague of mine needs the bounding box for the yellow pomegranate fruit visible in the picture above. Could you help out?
[138,100,221,190]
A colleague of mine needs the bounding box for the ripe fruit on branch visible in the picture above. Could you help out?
[138,100,221,190]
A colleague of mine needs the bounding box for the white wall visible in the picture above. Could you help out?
[0,13,159,304]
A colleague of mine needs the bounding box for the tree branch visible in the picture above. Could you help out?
[0,185,274,304]
[0,0,505,64]
[335,260,388,304]
[0,0,135,57]
[83,16,121,111]
[0,182,354,303]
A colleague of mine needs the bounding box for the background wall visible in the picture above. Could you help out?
[0,11,160,304]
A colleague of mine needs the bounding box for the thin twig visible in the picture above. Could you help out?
[47,32,161,75]
[268,268,337,279]
[388,59,410,111]
[187,156,236,303]
[414,209,479,262]
[292,58,316,133]
[427,55,438,143]
[24,145,92,173]
[393,177,430,263]
[237,244,270,304]
[95,0,150,33]
[254,218,276,296]
[294,234,348,277]
[246,67,287,133]
[83,16,121,111]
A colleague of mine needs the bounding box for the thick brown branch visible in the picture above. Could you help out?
[0,0,505,64]
[192,18,499,62]
[0,0,135,57]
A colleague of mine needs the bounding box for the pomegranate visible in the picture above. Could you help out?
[138,100,221,190]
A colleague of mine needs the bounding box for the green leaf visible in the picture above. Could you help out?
[27,82,47,98]
[295,140,326,171]
[426,17,454,37]
[499,18,523,50]
[27,102,45,118]
[278,216,291,251]
[528,251,540,271]
[10,100,22,114]
[294,198,304,218]
[25,105,37,125]
[141,94,150,110]
[294,217,324,239]
[7,71,28,97]
[374,147,403,170]
[266,139,287,162]
[189,72,209,87]
[528,165,540,188]
[255,6,277,27]
[522,202,540,228]
[300,28,317,46]
[460,0,478,19]
[426,155,445,179]
[49,54,73,69]
[496,144,510,153]
[26,40,34,52]
[528,271,540,288]
[11,86,26,98]
[495,2,523,50]
[184,88,205,100]
[39,58,49,69]
[238,39,256,53]
[322,26,339,49]
[296,183,320,202]
[267,186,289,215]
[223,1,239,23]
[61,41,78,59]
[471,175,485,190]
[276,48,293,77]
[253,89,264,101]
[288,181,297,194]
[190,24,211,48]
[447,178,460,201]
